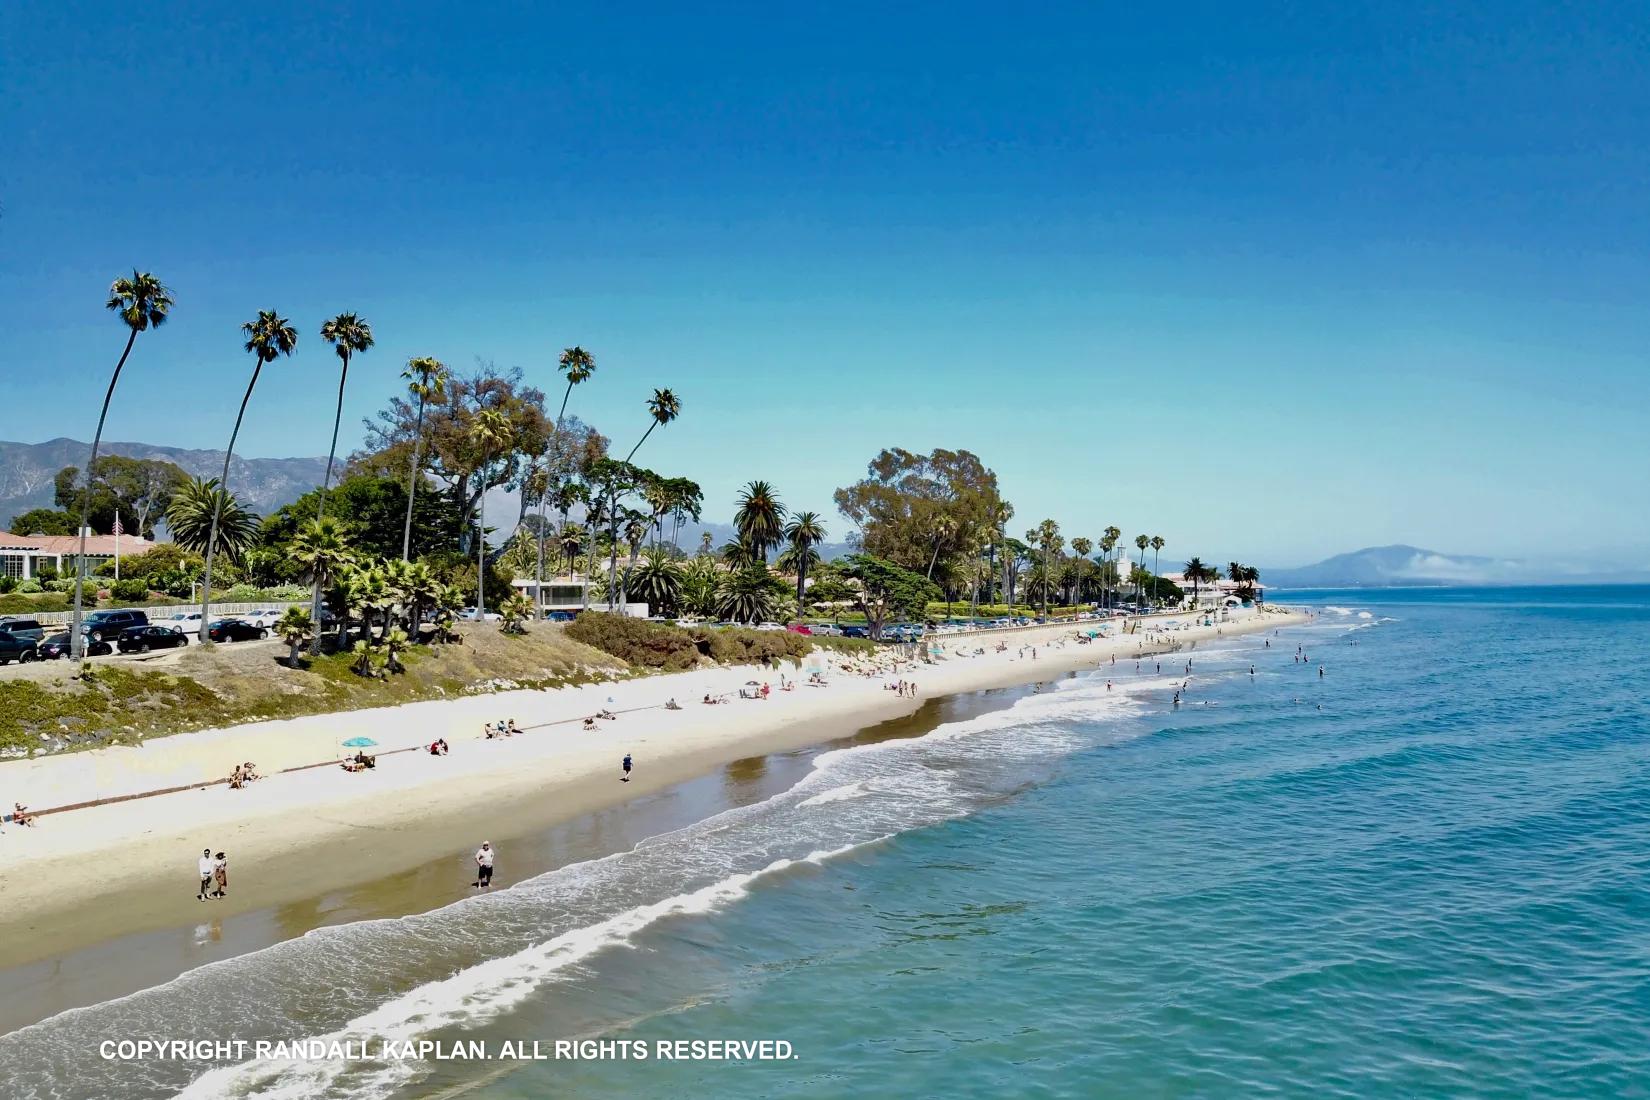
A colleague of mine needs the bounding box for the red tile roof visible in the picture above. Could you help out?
[0,531,156,555]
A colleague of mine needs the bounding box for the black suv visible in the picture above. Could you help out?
[0,617,45,643]
[116,625,188,654]
[0,630,39,664]
[83,608,150,643]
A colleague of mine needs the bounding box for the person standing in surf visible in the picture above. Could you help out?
[621,753,632,782]
[473,842,495,890]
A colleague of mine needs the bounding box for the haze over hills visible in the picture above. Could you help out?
[1264,544,1650,588]
[0,438,328,530]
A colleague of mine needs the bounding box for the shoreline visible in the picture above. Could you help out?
[0,609,1299,983]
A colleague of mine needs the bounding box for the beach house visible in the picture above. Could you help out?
[0,529,155,581]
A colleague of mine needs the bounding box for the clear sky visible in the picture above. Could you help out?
[3,1,1647,568]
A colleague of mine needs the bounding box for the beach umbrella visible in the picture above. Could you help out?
[342,736,378,748]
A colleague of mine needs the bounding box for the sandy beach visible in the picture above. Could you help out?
[0,609,1297,973]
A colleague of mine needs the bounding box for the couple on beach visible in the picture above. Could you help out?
[196,849,227,901]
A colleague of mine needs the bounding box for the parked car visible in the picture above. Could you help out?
[84,608,150,643]
[753,622,785,632]
[0,617,46,643]
[0,631,39,664]
[461,608,502,622]
[840,625,869,639]
[785,624,813,635]
[543,610,576,622]
[207,618,268,642]
[38,632,113,659]
[241,608,284,629]
[809,623,842,637]
[116,625,189,653]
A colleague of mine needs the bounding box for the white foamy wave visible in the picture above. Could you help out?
[799,781,871,807]
[175,845,869,1100]
[1357,611,1373,619]
[1323,606,1358,617]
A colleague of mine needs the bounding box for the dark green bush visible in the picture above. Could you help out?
[111,578,151,602]
[688,626,809,666]
[566,613,701,671]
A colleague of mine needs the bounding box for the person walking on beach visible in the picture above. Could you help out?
[211,852,228,899]
[473,842,495,890]
[621,753,633,782]
[197,849,215,901]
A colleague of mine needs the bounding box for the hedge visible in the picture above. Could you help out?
[567,613,815,671]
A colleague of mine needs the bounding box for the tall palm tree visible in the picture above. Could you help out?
[1070,537,1093,604]
[625,387,682,463]
[469,408,513,620]
[1034,519,1060,617]
[1183,557,1208,609]
[399,357,448,560]
[201,310,296,641]
[1135,535,1151,605]
[1100,527,1121,610]
[735,480,786,560]
[534,346,596,619]
[1150,536,1165,604]
[780,510,826,607]
[313,313,374,634]
[71,271,173,663]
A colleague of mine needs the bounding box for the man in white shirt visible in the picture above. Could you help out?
[473,842,495,890]
[197,849,215,901]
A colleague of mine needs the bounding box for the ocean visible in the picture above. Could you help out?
[4,587,1647,1098]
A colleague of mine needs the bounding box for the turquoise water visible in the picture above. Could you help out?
[480,588,1650,1098]
[6,588,1647,1098]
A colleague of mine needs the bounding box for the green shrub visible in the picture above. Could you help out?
[111,578,151,602]
[0,577,15,594]
[0,592,71,614]
[17,579,44,594]
[688,625,809,666]
[566,612,701,671]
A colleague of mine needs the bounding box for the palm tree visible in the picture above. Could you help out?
[1099,528,1120,610]
[533,346,596,618]
[735,480,786,560]
[717,566,778,624]
[1034,519,1061,617]
[625,387,682,462]
[274,606,315,667]
[293,517,354,654]
[200,310,296,641]
[1183,557,1208,609]
[1070,537,1093,604]
[699,531,713,556]
[312,313,374,632]
[71,271,173,663]
[1150,536,1165,604]
[499,592,534,634]
[469,408,513,620]
[631,547,683,615]
[399,357,448,561]
[1135,535,1151,605]
[166,478,259,562]
[779,510,826,608]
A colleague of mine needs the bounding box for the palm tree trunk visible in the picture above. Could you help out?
[71,327,137,665]
[533,379,575,623]
[401,392,426,562]
[624,421,657,464]
[200,363,261,643]
[475,453,489,618]
[310,354,350,654]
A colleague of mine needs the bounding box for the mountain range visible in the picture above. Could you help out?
[0,438,329,529]
[1263,544,1650,588]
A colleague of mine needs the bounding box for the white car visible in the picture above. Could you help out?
[160,611,205,629]
[461,608,503,622]
[242,609,285,629]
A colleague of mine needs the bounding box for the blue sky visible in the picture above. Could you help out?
[3,1,1647,567]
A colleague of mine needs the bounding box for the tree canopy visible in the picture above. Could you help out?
[52,455,188,536]
[839,553,942,639]
[833,447,1004,581]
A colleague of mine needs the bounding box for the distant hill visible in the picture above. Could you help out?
[0,438,329,529]
[1264,544,1650,588]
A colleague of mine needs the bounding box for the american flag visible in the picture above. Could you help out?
[112,514,123,537]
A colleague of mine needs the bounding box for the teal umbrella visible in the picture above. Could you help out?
[342,736,377,748]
